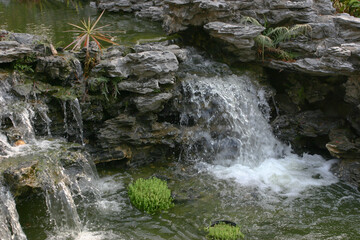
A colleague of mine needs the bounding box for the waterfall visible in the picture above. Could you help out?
[180,54,338,196]
[62,99,84,145]
[0,184,27,240]
[69,99,84,146]
[0,72,95,239]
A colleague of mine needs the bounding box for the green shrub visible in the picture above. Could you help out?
[128,177,174,214]
[241,16,311,61]
[206,222,245,240]
[333,0,360,17]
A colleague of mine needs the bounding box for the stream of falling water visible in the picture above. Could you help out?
[180,73,338,197]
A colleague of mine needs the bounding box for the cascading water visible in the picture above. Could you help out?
[0,71,98,240]
[0,184,27,240]
[62,99,85,145]
[179,54,338,197]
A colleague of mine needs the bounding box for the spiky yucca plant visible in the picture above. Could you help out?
[241,17,312,61]
[64,10,119,54]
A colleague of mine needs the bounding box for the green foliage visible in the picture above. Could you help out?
[205,223,245,240]
[128,177,174,214]
[333,0,360,17]
[14,63,34,73]
[242,17,312,61]
[13,54,37,73]
[88,76,123,101]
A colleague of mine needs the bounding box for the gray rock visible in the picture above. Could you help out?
[117,78,160,94]
[267,57,355,76]
[96,113,180,163]
[36,54,80,81]
[312,0,335,15]
[0,41,33,63]
[334,14,360,42]
[135,6,164,21]
[134,93,173,112]
[344,76,360,105]
[272,110,343,146]
[7,32,44,45]
[95,47,180,78]
[125,51,179,78]
[204,22,264,61]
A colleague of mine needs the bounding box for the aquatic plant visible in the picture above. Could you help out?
[205,222,245,240]
[128,177,174,214]
[241,17,312,60]
[333,0,360,17]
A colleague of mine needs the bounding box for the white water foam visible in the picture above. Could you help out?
[181,73,338,197]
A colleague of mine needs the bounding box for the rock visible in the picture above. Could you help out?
[36,54,81,81]
[336,160,360,188]
[326,129,360,188]
[135,6,164,21]
[94,47,180,78]
[125,51,179,78]
[3,161,41,197]
[334,14,360,42]
[272,110,343,148]
[134,93,173,113]
[133,43,189,62]
[204,22,264,61]
[7,32,45,45]
[97,0,164,21]
[344,76,360,105]
[96,113,180,163]
[326,129,360,160]
[266,57,355,76]
[117,78,160,94]
[0,41,33,63]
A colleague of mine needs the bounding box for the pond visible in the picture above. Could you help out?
[1,1,360,240]
[0,0,167,47]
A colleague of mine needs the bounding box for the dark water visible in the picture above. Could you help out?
[0,0,166,47]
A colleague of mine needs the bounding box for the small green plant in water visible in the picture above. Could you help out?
[241,17,311,61]
[128,177,174,214]
[205,223,245,240]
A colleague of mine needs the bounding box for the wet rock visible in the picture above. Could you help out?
[96,113,180,163]
[272,110,343,148]
[336,160,360,188]
[326,129,360,188]
[326,129,360,160]
[3,161,41,197]
[0,41,33,63]
[134,93,173,113]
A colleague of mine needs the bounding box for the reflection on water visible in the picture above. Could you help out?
[0,0,166,46]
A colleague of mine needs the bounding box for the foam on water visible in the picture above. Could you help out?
[181,70,338,197]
